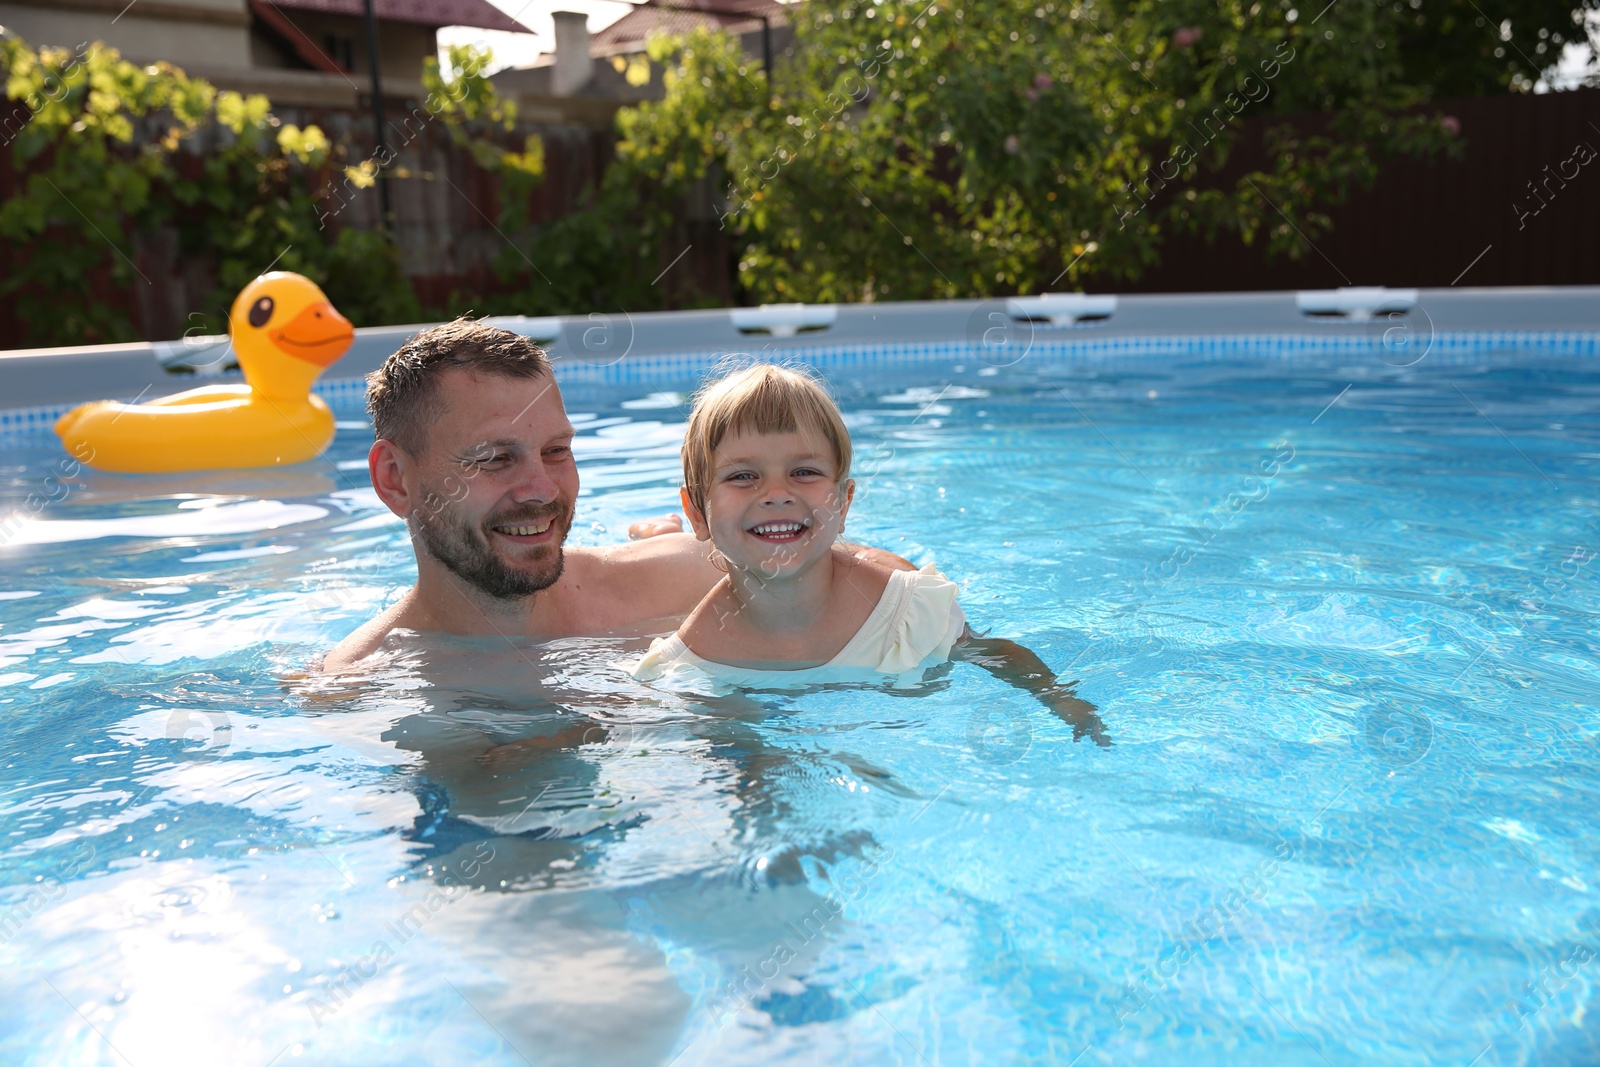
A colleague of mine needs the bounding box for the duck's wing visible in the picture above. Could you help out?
[55,395,332,473]
[143,385,252,407]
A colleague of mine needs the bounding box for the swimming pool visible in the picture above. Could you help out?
[1,332,1598,1065]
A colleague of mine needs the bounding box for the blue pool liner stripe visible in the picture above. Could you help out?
[3,329,1598,438]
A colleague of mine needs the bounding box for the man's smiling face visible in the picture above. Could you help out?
[407,368,578,599]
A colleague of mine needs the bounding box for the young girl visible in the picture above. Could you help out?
[630,364,1108,746]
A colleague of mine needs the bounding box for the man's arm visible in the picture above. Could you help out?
[590,531,724,621]
[318,587,435,673]
[627,513,916,571]
[599,527,918,624]
[320,602,407,673]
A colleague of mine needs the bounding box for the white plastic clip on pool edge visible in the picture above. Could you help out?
[153,336,232,377]
[729,303,839,337]
[1295,287,1420,322]
[1005,293,1119,326]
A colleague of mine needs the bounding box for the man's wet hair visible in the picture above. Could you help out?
[366,319,553,455]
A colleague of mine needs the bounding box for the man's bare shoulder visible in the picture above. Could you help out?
[320,597,415,673]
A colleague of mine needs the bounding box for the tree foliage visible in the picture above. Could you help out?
[1391,0,1594,96]
[515,0,1593,304]
[0,37,538,345]
[483,30,764,316]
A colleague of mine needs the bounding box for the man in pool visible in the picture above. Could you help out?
[321,320,910,671]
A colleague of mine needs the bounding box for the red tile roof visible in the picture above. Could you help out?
[591,0,788,56]
[267,0,534,33]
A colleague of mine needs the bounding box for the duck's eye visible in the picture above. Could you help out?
[248,296,274,328]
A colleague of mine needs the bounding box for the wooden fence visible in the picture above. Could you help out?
[3,84,1595,348]
[1110,86,1600,293]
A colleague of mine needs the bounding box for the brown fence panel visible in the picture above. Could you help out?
[1110,87,1600,293]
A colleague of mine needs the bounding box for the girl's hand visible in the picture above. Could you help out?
[1039,682,1112,748]
[955,635,1113,747]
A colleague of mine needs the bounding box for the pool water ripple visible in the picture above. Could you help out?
[0,346,1597,1065]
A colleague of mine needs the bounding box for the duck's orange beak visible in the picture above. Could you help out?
[271,300,355,368]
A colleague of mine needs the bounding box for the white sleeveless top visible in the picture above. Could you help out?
[627,564,966,689]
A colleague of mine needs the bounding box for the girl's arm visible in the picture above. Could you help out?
[953,633,1111,747]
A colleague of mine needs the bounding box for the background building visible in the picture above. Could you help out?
[490,0,789,120]
[0,0,531,105]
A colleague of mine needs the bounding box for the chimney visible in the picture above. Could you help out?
[551,11,593,96]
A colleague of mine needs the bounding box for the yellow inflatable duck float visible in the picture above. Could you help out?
[55,273,355,473]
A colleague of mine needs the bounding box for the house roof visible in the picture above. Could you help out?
[266,0,534,33]
[590,0,788,57]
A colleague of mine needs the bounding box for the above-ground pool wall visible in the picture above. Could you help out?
[2,287,1597,422]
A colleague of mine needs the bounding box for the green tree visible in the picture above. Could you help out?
[1,39,215,342]
[482,29,761,316]
[1391,0,1594,96]
[0,36,560,343]
[727,0,1467,299]
[520,0,1593,304]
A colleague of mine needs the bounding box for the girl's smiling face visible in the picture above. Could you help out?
[682,426,853,578]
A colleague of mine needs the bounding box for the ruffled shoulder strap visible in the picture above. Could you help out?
[876,564,966,673]
[623,633,691,681]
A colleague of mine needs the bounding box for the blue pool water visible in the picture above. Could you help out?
[1,339,1598,1066]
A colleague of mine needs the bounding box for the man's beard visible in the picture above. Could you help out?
[414,498,573,601]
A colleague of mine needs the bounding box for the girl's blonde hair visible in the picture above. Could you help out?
[682,363,853,517]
